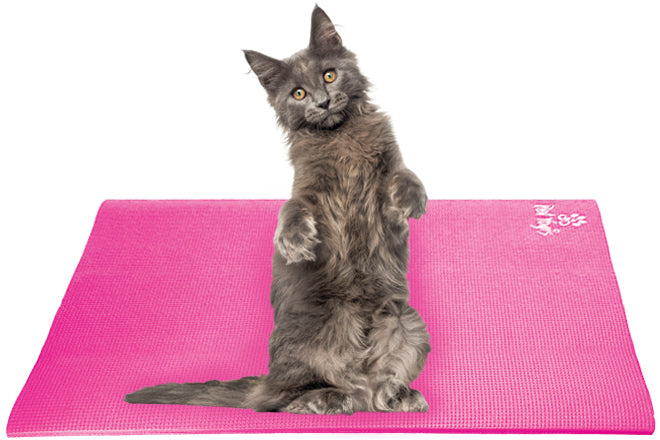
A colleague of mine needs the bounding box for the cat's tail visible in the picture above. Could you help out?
[124,375,263,408]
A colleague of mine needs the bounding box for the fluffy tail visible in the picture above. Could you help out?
[125,376,263,407]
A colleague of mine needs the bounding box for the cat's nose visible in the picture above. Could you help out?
[317,98,330,110]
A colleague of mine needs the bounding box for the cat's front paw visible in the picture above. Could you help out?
[274,211,320,264]
[389,171,428,220]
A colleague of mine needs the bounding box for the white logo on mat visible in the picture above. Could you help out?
[531,204,587,236]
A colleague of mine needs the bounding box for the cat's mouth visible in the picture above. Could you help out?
[305,93,349,128]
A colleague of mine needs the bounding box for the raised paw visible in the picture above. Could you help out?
[389,170,428,220]
[274,209,320,264]
[284,389,355,415]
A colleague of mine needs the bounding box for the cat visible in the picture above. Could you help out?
[125,5,430,414]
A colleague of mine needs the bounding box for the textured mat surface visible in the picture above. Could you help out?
[7,200,654,435]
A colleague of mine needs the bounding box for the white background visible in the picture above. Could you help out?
[1,1,658,439]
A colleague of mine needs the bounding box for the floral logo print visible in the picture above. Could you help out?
[531,205,587,236]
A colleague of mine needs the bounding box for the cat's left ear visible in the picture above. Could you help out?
[309,6,343,54]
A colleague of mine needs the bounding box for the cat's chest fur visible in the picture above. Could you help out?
[289,116,395,270]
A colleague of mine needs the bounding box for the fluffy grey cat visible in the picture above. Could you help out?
[125,6,430,414]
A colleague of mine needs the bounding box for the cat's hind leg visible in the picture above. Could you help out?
[368,303,431,412]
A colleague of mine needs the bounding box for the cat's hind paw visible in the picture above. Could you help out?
[284,389,355,415]
[374,384,428,413]
[390,387,428,413]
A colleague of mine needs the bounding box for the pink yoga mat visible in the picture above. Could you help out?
[7,200,654,435]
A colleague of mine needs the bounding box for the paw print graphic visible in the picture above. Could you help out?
[557,213,587,227]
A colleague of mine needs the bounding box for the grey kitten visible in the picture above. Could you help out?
[125,6,430,414]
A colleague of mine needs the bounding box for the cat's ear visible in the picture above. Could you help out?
[309,5,343,54]
[244,50,286,94]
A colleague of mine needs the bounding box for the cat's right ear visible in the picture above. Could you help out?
[244,50,286,94]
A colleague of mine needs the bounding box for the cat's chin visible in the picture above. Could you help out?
[316,113,345,129]
[302,112,346,130]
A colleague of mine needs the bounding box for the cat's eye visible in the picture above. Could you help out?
[292,88,306,100]
[323,70,337,83]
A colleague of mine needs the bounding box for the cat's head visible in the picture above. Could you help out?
[244,6,370,131]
